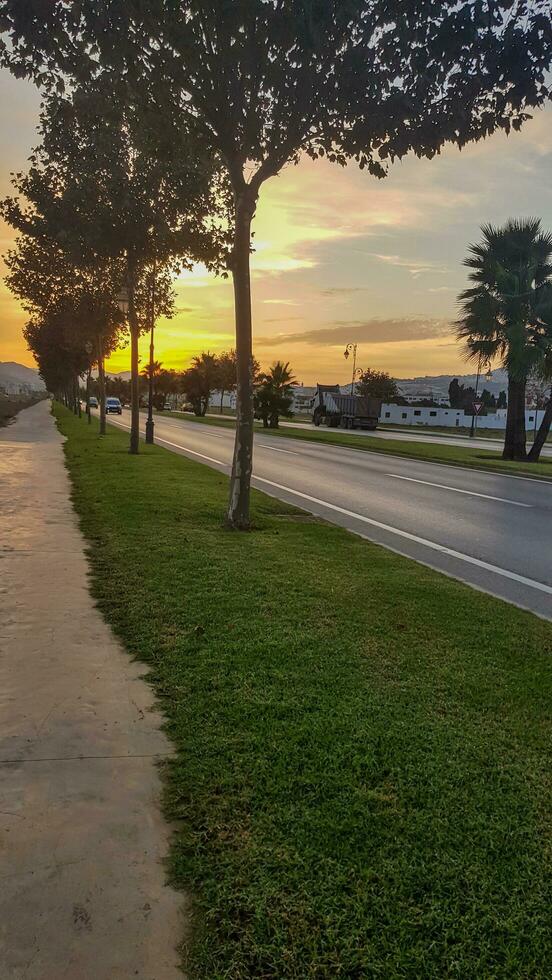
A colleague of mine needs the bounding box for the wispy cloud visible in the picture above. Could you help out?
[369,253,447,278]
[257,317,453,347]
[320,287,371,296]
[263,316,305,324]
[262,298,300,306]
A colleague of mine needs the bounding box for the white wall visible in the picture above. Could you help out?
[379,404,548,430]
[209,390,237,410]
[380,404,465,426]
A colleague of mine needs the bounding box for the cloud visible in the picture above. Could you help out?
[262,298,300,306]
[257,317,453,347]
[263,316,305,323]
[368,253,447,278]
[320,287,371,296]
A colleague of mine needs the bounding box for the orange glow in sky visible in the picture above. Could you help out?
[2,70,552,384]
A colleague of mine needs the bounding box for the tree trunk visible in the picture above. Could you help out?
[220,389,224,413]
[227,187,257,529]
[145,263,155,445]
[127,261,140,455]
[527,393,552,462]
[98,336,106,436]
[86,369,92,424]
[502,378,527,460]
[76,376,82,417]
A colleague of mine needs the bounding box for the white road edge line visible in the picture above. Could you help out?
[252,475,552,597]
[259,445,299,455]
[156,438,225,466]
[110,411,552,486]
[386,473,531,508]
[109,418,551,598]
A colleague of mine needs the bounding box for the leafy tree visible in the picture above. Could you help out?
[141,361,180,410]
[457,219,552,460]
[448,378,479,412]
[181,352,220,416]
[497,390,507,409]
[480,389,496,410]
[254,361,296,429]
[5,78,226,453]
[215,350,238,414]
[448,379,463,408]
[2,229,123,429]
[356,368,399,403]
[3,2,551,523]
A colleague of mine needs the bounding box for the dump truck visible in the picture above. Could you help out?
[311,384,381,430]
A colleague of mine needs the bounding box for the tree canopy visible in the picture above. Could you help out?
[254,361,296,429]
[357,368,399,403]
[2,0,551,518]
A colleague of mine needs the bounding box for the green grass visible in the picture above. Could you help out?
[378,421,548,441]
[56,403,552,979]
[159,410,552,480]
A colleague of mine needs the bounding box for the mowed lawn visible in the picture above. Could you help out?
[57,405,552,979]
[158,410,552,481]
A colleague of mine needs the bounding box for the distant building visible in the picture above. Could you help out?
[379,403,544,430]
[290,384,317,414]
[398,386,450,406]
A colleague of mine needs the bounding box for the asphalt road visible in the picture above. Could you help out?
[208,413,552,456]
[107,409,552,620]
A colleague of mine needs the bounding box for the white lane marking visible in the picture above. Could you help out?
[259,445,299,455]
[251,476,552,597]
[386,473,531,508]
[108,417,551,597]
[156,438,226,466]
[97,410,552,485]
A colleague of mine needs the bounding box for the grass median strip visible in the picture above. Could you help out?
[57,404,552,979]
[159,410,552,480]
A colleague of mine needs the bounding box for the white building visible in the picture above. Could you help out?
[208,385,317,415]
[207,386,547,431]
[379,403,547,430]
[291,385,317,414]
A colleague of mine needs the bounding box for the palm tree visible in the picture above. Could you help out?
[254,361,296,428]
[140,359,163,382]
[457,219,552,460]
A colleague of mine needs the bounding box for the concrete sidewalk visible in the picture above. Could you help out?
[0,401,184,978]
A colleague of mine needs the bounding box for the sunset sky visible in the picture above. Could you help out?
[1,68,552,385]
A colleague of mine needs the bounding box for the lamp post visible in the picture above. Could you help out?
[145,262,156,445]
[344,344,358,395]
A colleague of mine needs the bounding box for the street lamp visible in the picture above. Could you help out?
[344,343,358,395]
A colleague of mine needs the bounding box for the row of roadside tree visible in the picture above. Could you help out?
[95,353,297,428]
[1,5,552,521]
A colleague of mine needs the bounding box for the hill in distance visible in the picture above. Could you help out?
[0,362,45,391]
